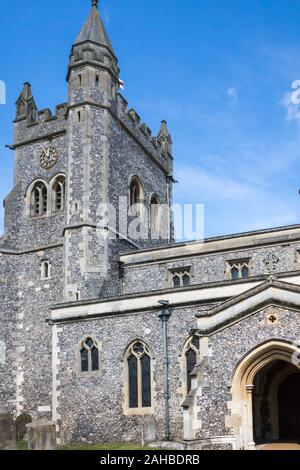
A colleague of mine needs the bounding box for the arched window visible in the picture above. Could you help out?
[51,176,65,213]
[30,181,47,217]
[173,274,181,288]
[182,273,190,287]
[150,194,161,237]
[79,337,100,373]
[41,260,50,280]
[183,337,200,394]
[231,266,239,280]
[228,259,250,280]
[242,265,249,279]
[125,341,152,411]
[129,177,142,216]
[171,270,191,288]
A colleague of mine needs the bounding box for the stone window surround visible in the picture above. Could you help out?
[26,173,66,219]
[76,334,102,378]
[40,259,51,280]
[226,258,251,280]
[178,336,200,402]
[128,175,144,217]
[51,175,66,213]
[166,265,193,288]
[122,339,155,416]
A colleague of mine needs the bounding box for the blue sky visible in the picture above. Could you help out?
[1,0,300,238]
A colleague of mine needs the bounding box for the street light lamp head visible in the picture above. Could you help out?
[159,300,169,306]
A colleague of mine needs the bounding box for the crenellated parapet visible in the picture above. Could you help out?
[116,93,173,174]
[14,96,67,147]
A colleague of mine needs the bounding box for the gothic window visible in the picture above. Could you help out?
[150,194,161,237]
[30,181,48,217]
[79,337,100,373]
[173,274,181,288]
[129,177,143,216]
[183,336,200,395]
[125,341,152,411]
[170,268,191,288]
[182,273,190,287]
[51,175,65,213]
[228,259,250,280]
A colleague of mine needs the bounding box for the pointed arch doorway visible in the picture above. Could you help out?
[252,361,300,443]
[229,340,300,450]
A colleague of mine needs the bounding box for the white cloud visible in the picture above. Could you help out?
[228,87,238,106]
[174,166,253,202]
[173,164,299,237]
[281,90,300,124]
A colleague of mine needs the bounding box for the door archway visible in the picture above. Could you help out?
[229,340,300,450]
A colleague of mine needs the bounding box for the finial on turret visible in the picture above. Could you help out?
[92,0,99,8]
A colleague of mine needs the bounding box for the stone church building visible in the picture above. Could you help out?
[0,2,300,450]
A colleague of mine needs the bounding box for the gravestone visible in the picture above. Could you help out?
[0,414,17,450]
[16,413,32,442]
[142,417,158,445]
[27,421,57,450]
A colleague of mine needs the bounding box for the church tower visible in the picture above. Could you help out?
[65,1,121,301]
[64,1,174,301]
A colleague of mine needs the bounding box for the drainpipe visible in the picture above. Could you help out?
[158,300,172,441]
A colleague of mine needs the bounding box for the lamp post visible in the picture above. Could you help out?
[158,300,172,441]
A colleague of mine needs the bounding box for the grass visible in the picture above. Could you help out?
[59,442,152,451]
[18,441,156,451]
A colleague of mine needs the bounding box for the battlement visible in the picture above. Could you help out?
[116,93,173,174]
[14,103,67,147]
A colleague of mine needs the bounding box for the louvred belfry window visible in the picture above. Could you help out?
[52,176,65,213]
[30,182,47,217]
[129,177,143,216]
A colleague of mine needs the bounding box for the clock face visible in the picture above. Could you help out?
[40,147,58,170]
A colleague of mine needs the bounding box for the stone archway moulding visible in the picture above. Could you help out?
[228,340,300,450]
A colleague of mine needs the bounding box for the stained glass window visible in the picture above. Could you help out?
[141,354,151,407]
[173,275,181,288]
[128,355,138,408]
[229,260,251,280]
[231,267,239,280]
[80,337,99,373]
[186,348,197,393]
[81,348,89,372]
[126,341,152,410]
[91,346,99,371]
[242,265,249,279]
[171,271,191,288]
[184,337,200,395]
